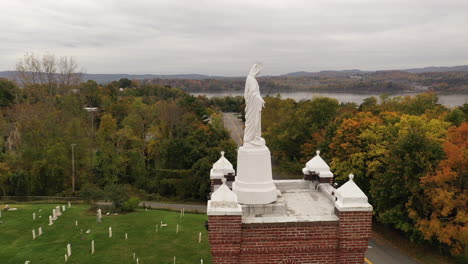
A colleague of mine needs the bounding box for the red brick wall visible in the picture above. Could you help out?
[239,222,339,263]
[337,210,372,264]
[208,215,242,263]
[208,210,372,264]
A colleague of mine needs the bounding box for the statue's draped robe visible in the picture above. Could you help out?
[243,65,264,145]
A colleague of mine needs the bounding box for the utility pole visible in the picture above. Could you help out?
[71,144,77,195]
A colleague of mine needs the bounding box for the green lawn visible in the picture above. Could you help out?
[0,204,211,264]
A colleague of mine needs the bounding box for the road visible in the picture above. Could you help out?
[140,201,206,213]
[222,112,243,146]
[221,111,420,264]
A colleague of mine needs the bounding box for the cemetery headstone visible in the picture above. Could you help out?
[32,229,36,240]
[108,227,112,238]
[91,240,95,255]
[56,206,62,217]
[67,243,71,257]
[33,212,36,220]
[97,209,102,223]
[38,227,42,236]
[49,215,53,226]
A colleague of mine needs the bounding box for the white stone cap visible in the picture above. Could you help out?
[207,178,242,215]
[210,151,235,180]
[303,150,334,178]
[335,174,373,212]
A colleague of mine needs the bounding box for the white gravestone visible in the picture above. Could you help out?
[49,215,53,225]
[133,252,135,260]
[32,229,36,240]
[67,243,71,257]
[56,206,62,217]
[173,256,176,264]
[97,209,102,223]
[68,201,71,208]
[108,227,112,238]
[52,209,57,220]
[75,220,78,227]
[125,233,128,240]
[38,227,42,236]
[232,63,277,205]
[91,240,95,255]
[62,205,66,212]
[176,224,179,234]
[65,254,68,262]
[33,212,36,220]
[136,258,139,264]
[198,232,202,243]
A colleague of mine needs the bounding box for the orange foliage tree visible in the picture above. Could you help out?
[416,123,468,255]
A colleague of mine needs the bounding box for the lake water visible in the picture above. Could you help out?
[191,91,467,108]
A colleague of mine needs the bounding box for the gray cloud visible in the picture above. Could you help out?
[1,0,467,76]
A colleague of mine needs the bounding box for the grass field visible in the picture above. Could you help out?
[0,204,211,264]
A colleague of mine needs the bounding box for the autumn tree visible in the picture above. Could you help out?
[415,124,467,255]
[15,53,82,98]
[370,115,449,240]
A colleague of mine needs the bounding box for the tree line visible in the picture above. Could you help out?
[0,54,237,209]
[260,93,466,257]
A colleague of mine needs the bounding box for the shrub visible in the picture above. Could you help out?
[80,183,105,203]
[104,184,129,212]
[122,197,140,212]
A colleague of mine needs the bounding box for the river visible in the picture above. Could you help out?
[191,91,467,108]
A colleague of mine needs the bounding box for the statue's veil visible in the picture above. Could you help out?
[248,63,263,77]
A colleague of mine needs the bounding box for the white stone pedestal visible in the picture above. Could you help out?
[233,145,277,205]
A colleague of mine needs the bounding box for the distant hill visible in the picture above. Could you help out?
[1,65,468,83]
[0,71,221,83]
[282,69,366,77]
[281,65,468,77]
[401,65,468,73]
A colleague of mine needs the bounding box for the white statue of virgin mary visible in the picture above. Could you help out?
[243,63,265,147]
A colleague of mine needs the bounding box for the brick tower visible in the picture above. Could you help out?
[207,151,372,264]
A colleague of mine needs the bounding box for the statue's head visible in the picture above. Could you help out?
[248,63,263,77]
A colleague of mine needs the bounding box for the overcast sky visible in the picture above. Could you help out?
[1,0,467,76]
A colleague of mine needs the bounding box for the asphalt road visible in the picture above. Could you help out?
[222,112,243,146]
[221,111,421,264]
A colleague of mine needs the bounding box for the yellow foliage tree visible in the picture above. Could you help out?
[417,123,468,255]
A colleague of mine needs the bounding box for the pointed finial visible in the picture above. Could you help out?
[349,174,354,181]
[221,151,225,157]
[221,177,227,184]
[316,150,320,156]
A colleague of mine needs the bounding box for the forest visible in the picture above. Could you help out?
[0,54,237,205]
[0,54,466,258]
[257,93,466,257]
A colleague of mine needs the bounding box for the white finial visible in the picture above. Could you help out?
[221,177,227,184]
[349,174,354,181]
[316,150,320,156]
[221,151,225,157]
